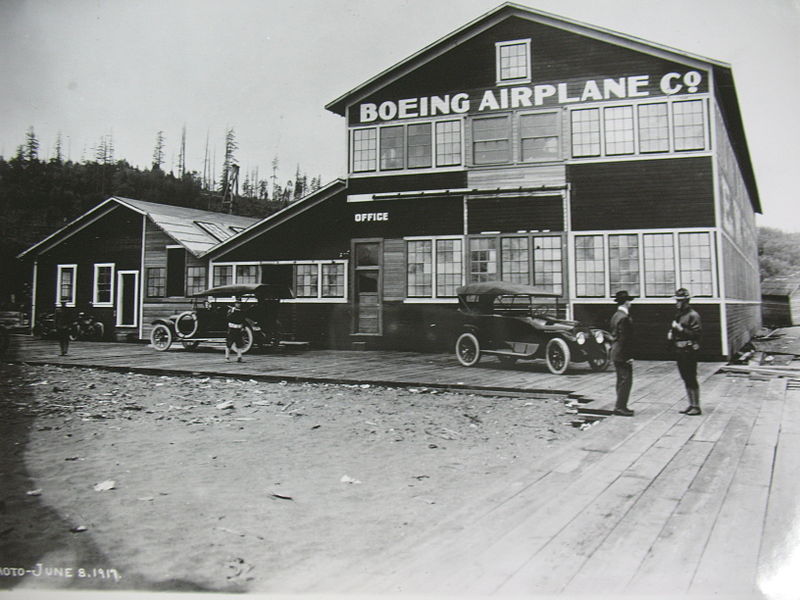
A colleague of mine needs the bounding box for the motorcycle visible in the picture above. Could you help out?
[32,312,57,339]
[69,311,105,341]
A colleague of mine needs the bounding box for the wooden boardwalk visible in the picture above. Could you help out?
[5,334,800,597]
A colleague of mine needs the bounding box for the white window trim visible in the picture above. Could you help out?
[567,228,718,301]
[495,38,532,86]
[56,264,77,307]
[518,109,562,164]
[92,263,115,307]
[404,235,464,302]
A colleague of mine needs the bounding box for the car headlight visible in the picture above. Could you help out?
[576,331,587,345]
[594,330,605,344]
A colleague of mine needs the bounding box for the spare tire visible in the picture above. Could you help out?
[175,311,198,338]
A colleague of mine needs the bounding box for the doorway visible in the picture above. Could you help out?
[353,241,382,335]
[116,270,139,327]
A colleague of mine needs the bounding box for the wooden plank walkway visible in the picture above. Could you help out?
[5,333,799,596]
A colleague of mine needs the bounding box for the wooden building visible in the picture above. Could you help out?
[205,3,761,360]
[761,274,800,327]
[18,197,258,341]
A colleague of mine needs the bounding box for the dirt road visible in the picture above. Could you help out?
[0,362,582,593]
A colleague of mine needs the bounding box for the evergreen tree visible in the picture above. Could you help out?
[152,130,165,170]
[24,126,39,162]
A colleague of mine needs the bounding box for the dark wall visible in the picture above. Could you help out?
[348,172,468,195]
[468,195,563,233]
[568,157,715,230]
[574,302,722,360]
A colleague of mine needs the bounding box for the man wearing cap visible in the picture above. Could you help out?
[609,290,636,417]
[668,288,703,415]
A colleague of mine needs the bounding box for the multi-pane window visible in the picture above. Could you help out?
[435,120,462,166]
[604,106,634,155]
[679,233,713,296]
[321,263,345,298]
[436,239,462,297]
[146,267,166,298]
[186,266,207,297]
[469,237,497,282]
[496,39,531,83]
[93,264,113,305]
[638,103,669,153]
[571,109,601,157]
[673,100,706,151]
[473,116,511,165]
[295,264,318,298]
[380,125,404,170]
[407,123,432,169]
[407,240,433,297]
[236,265,259,284]
[501,237,529,283]
[575,235,605,297]
[57,265,76,305]
[608,235,640,295]
[213,265,233,287]
[520,112,559,161]
[643,233,675,296]
[533,236,562,294]
[353,128,377,172]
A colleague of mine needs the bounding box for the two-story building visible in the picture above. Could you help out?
[206,3,760,359]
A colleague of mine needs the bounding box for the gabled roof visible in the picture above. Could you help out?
[325,2,760,213]
[761,273,800,297]
[17,196,259,259]
[205,179,347,260]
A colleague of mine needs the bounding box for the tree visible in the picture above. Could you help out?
[152,130,165,170]
[758,226,800,280]
[24,126,39,162]
[220,128,238,194]
[52,132,64,163]
[177,126,186,177]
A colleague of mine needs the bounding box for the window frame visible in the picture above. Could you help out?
[92,263,115,307]
[495,38,532,86]
[472,114,512,165]
[519,110,561,163]
[185,266,207,297]
[56,264,77,307]
[404,235,464,302]
[146,267,166,298]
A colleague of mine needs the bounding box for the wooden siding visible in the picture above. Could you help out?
[34,205,142,337]
[573,302,723,360]
[726,302,761,357]
[383,238,406,301]
[349,16,708,126]
[218,192,352,262]
[347,172,468,195]
[568,157,715,230]
[761,295,800,328]
[468,195,563,233]
[721,235,759,302]
[467,165,566,189]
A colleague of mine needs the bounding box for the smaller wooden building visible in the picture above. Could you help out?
[18,197,258,341]
[761,273,800,327]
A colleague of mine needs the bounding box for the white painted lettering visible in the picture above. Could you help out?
[430,95,450,116]
[360,103,378,123]
[478,90,500,111]
[533,84,556,105]
[419,96,429,117]
[499,87,509,109]
[378,101,398,120]
[684,70,702,93]
[452,92,470,113]
[581,80,603,102]
[398,98,418,118]
[557,83,579,103]
[510,86,533,108]
[603,78,626,99]
[627,75,650,97]
[660,72,682,94]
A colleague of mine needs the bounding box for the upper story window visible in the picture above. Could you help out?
[352,119,462,174]
[520,111,560,161]
[473,115,511,165]
[673,100,706,151]
[571,109,601,158]
[604,106,634,156]
[638,103,669,153]
[496,39,531,85]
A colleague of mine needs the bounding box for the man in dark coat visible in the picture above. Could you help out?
[668,288,703,415]
[54,300,74,356]
[609,290,635,416]
[225,300,246,363]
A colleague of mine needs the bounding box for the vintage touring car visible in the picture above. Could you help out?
[453,281,612,374]
[149,283,293,353]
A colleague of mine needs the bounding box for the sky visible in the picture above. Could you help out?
[1,0,798,231]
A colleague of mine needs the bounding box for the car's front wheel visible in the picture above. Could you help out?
[150,324,173,351]
[455,332,481,367]
[545,337,570,375]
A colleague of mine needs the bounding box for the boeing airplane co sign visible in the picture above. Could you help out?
[357,71,706,124]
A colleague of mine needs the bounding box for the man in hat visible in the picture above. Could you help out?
[53,299,74,356]
[225,299,246,363]
[668,288,703,415]
[609,290,636,416]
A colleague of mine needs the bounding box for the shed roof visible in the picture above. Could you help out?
[18,196,259,259]
[761,273,800,297]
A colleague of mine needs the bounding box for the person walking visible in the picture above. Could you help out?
[54,300,74,356]
[609,290,636,417]
[668,288,703,415]
[225,300,246,363]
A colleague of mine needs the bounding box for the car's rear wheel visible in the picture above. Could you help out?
[181,340,200,351]
[455,332,481,367]
[150,324,173,351]
[545,337,570,375]
[589,343,611,372]
[237,324,255,354]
